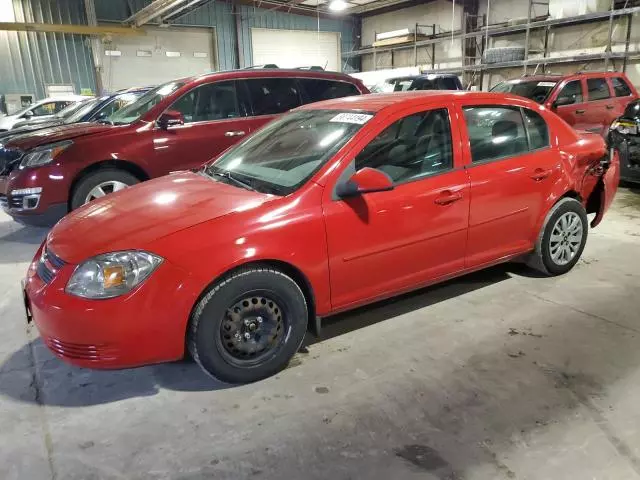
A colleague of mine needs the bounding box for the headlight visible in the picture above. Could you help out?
[20,140,73,169]
[66,251,163,299]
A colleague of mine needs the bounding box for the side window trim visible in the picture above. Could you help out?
[461,104,548,167]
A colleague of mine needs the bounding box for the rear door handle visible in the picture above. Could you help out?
[225,130,246,137]
[530,168,552,181]
[434,191,463,205]
[605,105,615,110]
[575,109,585,114]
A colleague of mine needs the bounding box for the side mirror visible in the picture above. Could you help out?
[336,167,394,198]
[553,96,574,108]
[22,110,34,119]
[158,110,184,129]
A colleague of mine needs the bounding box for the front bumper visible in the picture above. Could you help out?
[24,244,203,369]
[1,166,70,226]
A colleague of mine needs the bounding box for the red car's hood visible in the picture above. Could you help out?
[6,123,116,150]
[48,171,273,263]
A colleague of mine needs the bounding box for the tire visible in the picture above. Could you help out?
[188,265,308,384]
[528,197,588,276]
[70,169,139,210]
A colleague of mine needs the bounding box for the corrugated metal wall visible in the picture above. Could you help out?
[0,0,96,97]
[1,0,359,98]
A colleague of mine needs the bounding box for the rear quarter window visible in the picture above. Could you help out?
[299,78,360,103]
[612,77,632,97]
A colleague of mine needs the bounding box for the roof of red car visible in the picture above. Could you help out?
[298,90,531,112]
[175,68,362,86]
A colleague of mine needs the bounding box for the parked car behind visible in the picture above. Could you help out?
[24,91,618,384]
[371,73,463,93]
[0,95,88,131]
[490,71,638,137]
[608,99,640,184]
[0,88,151,145]
[0,69,367,226]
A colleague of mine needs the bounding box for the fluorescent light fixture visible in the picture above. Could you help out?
[329,0,348,11]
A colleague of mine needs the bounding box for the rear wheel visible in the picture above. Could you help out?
[188,266,308,384]
[528,197,588,276]
[70,169,139,210]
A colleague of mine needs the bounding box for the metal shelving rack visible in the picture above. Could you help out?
[345,2,640,87]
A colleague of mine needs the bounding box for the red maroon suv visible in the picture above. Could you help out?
[491,71,638,137]
[0,69,367,226]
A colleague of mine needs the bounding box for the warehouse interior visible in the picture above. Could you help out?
[1,0,640,479]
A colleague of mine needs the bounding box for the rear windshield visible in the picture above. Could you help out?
[490,80,557,103]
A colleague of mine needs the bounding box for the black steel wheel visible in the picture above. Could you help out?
[188,265,308,384]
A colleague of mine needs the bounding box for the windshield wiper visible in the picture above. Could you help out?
[211,170,257,192]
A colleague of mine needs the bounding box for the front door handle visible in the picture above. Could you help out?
[225,130,246,137]
[530,168,552,181]
[605,104,615,110]
[575,109,585,114]
[434,191,463,205]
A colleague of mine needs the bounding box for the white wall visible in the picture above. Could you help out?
[360,0,463,71]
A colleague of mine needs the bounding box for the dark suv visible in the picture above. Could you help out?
[371,73,463,93]
[0,69,368,226]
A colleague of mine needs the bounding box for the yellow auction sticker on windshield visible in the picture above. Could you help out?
[330,113,373,124]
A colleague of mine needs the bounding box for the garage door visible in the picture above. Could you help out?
[251,28,341,72]
[101,27,215,91]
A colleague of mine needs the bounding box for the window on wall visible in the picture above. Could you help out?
[354,108,453,184]
[168,81,243,123]
[611,77,632,97]
[556,80,583,105]
[242,78,302,116]
[587,78,611,101]
[463,106,529,163]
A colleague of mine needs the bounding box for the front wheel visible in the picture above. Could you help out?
[188,266,308,384]
[70,169,139,210]
[528,197,588,276]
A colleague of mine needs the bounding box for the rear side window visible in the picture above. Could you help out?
[523,109,549,150]
[587,78,611,101]
[243,78,302,116]
[437,77,461,90]
[299,79,360,103]
[463,106,528,163]
[612,77,632,97]
[556,80,583,104]
[168,81,242,123]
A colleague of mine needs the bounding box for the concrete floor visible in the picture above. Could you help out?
[1,188,639,480]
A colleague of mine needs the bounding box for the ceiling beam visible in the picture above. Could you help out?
[0,21,145,35]
[124,0,191,27]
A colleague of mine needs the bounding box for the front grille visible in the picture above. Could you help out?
[36,246,66,284]
[0,191,40,211]
[44,336,118,362]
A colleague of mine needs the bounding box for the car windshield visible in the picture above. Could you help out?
[490,80,557,103]
[54,101,89,120]
[107,82,184,125]
[205,109,373,195]
[63,97,103,123]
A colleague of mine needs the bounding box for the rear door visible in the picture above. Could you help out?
[584,77,615,136]
[149,80,253,174]
[460,103,560,266]
[236,77,303,135]
[550,79,588,131]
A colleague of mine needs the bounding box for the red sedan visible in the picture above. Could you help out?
[24,91,619,383]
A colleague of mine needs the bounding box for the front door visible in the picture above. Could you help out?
[322,105,470,310]
[460,103,560,267]
[149,80,253,175]
[549,79,589,131]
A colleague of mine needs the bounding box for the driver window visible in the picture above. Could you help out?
[354,108,453,184]
[556,80,583,105]
[168,81,243,123]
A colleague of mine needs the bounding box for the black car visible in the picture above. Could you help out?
[0,87,151,144]
[608,99,640,184]
[370,73,463,93]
